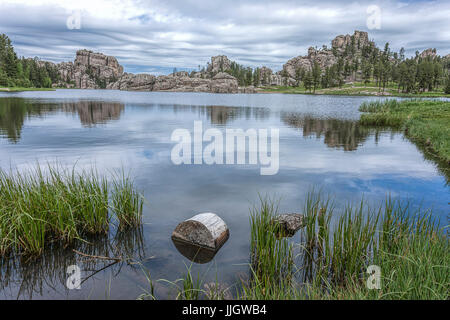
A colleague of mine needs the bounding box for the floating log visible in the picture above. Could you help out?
[171,213,229,251]
[272,213,305,237]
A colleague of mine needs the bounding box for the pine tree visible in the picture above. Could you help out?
[0,67,8,86]
[311,62,321,93]
[444,74,450,94]
[303,71,313,93]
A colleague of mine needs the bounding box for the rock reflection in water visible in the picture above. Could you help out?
[207,105,270,125]
[62,101,124,127]
[0,98,124,143]
[0,227,145,299]
[282,112,371,151]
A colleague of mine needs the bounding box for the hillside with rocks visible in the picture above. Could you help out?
[50,51,241,93]
[1,31,449,94]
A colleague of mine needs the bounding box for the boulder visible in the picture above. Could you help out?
[238,86,256,93]
[107,73,156,91]
[209,72,238,93]
[272,213,305,237]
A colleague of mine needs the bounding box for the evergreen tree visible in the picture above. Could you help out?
[444,74,450,94]
[311,62,321,93]
[303,71,313,92]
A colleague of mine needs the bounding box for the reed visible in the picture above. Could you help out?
[0,164,144,257]
[241,192,448,300]
[240,195,295,299]
[111,171,144,230]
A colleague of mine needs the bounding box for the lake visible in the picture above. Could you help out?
[0,89,448,299]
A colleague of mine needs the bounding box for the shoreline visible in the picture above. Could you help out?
[1,86,448,98]
[0,87,55,92]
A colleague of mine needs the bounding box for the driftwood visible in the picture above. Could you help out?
[73,249,122,262]
[171,213,229,251]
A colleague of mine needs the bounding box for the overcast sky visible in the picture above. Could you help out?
[0,0,449,75]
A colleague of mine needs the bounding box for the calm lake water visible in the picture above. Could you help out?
[0,89,448,299]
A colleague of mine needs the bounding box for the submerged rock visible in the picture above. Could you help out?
[272,213,305,237]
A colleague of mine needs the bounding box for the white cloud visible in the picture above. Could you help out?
[0,0,449,74]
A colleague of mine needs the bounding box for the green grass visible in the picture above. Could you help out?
[138,193,448,300]
[359,99,450,164]
[261,82,449,97]
[0,164,144,257]
[111,171,144,230]
[240,196,294,299]
[0,87,55,92]
[242,194,448,300]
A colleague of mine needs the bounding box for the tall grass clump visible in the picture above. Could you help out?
[240,191,448,300]
[302,192,380,293]
[372,200,449,299]
[0,164,144,257]
[111,171,144,230]
[240,196,296,299]
[301,194,448,299]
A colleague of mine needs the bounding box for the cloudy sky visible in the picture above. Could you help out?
[0,0,449,75]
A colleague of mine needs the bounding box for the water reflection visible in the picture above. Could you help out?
[282,112,372,151]
[171,239,219,264]
[0,98,58,143]
[0,99,125,143]
[0,227,145,299]
[61,101,124,127]
[0,93,448,299]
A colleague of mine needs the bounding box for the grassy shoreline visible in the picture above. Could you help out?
[139,194,448,300]
[0,87,55,92]
[0,164,144,257]
[260,82,449,97]
[359,99,450,165]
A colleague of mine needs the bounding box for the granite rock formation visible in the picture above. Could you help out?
[282,30,374,81]
[54,49,123,89]
[106,57,239,93]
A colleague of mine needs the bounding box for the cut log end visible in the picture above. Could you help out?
[171,213,229,251]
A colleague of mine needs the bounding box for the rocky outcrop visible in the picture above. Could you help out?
[419,48,437,59]
[54,50,124,89]
[106,73,155,91]
[207,55,232,74]
[106,67,238,93]
[283,47,337,78]
[209,72,238,93]
[152,75,211,92]
[282,30,373,81]
[331,30,370,54]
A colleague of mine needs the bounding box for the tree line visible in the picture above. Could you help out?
[292,42,450,94]
[0,34,59,88]
[1,32,449,94]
